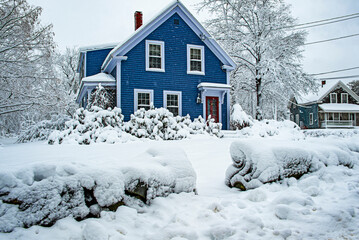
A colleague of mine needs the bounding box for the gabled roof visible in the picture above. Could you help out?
[101,0,236,73]
[296,80,359,105]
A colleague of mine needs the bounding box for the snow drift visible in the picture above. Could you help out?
[226,139,358,190]
[0,147,196,233]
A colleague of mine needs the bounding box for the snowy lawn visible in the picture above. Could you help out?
[1,134,359,239]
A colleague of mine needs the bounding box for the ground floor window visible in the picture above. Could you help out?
[163,91,181,116]
[309,113,313,125]
[134,89,153,111]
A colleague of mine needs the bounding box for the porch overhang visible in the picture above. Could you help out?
[76,73,116,104]
[197,82,231,103]
[318,103,359,113]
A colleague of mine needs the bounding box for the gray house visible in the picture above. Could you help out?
[289,80,359,129]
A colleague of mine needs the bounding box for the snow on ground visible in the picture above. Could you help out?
[0,133,359,239]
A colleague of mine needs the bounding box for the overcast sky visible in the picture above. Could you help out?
[27,0,359,80]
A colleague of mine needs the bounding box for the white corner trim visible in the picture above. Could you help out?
[163,90,182,116]
[187,44,205,75]
[146,40,165,72]
[134,89,154,112]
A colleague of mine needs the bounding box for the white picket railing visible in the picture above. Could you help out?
[321,120,354,128]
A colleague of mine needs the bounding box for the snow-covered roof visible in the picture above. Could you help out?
[197,82,231,90]
[81,73,115,83]
[79,43,119,52]
[318,103,359,113]
[297,80,359,104]
[101,0,236,73]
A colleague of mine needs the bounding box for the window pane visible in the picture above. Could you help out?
[138,92,150,110]
[149,44,161,56]
[149,57,161,68]
[168,107,179,116]
[166,94,179,115]
[190,61,201,71]
[190,48,201,60]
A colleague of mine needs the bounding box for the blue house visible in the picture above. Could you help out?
[289,80,359,129]
[76,1,236,129]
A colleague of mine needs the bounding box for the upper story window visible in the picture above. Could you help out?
[146,40,165,72]
[330,93,337,103]
[187,44,204,75]
[341,93,348,103]
[134,89,153,111]
[164,91,182,116]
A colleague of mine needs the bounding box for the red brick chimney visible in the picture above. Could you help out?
[134,11,143,31]
[321,80,326,87]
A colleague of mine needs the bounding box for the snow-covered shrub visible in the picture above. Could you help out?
[48,106,129,145]
[88,84,115,110]
[225,139,358,190]
[0,147,196,232]
[229,119,303,139]
[230,104,253,130]
[17,115,71,143]
[123,107,223,140]
[304,129,359,138]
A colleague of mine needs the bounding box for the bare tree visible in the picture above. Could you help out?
[198,0,317,119]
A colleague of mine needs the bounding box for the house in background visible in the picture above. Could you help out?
[289,80,359,129]
[76,1,236,129]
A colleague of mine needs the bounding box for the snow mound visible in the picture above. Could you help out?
[0,146,196,232]
[17,115,70,143]
[226,139,358,190]
[228,119,303,139]
[230,104,253,130]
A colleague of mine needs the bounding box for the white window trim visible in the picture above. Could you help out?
[309,113,313,125]
[330,93,337,103]
[187,44,205,75]
[341,93,348,104]
[163,90,182,116]
[134,89,154,112]
[146,40,165,72]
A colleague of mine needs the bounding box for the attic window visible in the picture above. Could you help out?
[330,93,337,103]
[174,19,179,25]
[341,93,348,103]
[146,40,165,72]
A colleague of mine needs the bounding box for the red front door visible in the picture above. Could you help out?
[206,96,219,122]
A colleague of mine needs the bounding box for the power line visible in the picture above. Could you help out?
[311,66,359,76]
[317,75,359,80]
[294,15,359,30]
[304,33,359,45]
[291,12,359,28]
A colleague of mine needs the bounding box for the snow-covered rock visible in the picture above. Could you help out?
[0,146,196,232]
[226,139,359,190]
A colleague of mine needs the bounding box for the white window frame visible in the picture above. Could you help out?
[341,93,348,104]
[134,89,154,112]
[330,93,337,103]
[309,113,313,125]
[146,40,165,72]
[295,114,300,126]
[187,44,205,75]
[163,90,182,116]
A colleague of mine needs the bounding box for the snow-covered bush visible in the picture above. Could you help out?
[0,147,196,232]
[17,115,71,143]
[123,107,223,140]
[228,119,303,139]
[304,129,359,138]
[88,84,115,110]
[225,139,358,191]
[230,104,253,130]
[48,107,129,145]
